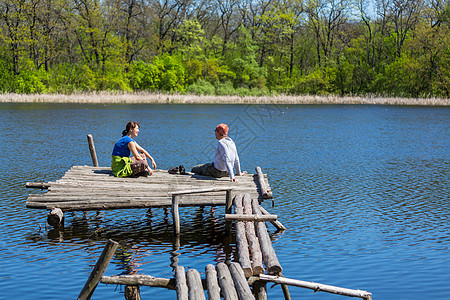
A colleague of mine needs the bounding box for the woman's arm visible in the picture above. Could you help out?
[128,141,142,159]
[134,142,157,168]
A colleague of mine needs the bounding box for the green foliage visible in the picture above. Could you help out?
[215,81,236,95]
[158,54,185,92]
[176,19,206,61]
[0,0,447,97]
[290,67,337,95]
[0,60,14,92]
[224,26,266,88]
[0,59,47,93]
[128,61,162,91]
[186,79,215,95]
[371,55,422,97]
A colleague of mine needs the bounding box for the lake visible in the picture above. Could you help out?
[0,103,448,299]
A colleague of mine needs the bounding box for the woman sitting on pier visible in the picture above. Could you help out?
[111,121,157,177]
[192,123,247,182]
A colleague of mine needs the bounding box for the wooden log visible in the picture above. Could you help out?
[225,190,232,214]
[259,206,286,231]
[233,194,253,278]
[27,191,256,201]
[205,264,220,300]
[101,275,175,289]
[175,266,188,300]
[169,187,233,196]
[26,200,227,211]
[224,214,277,222]
[87,134,99,167]
[255,166,272,199]
[243,194,264,276]
[26,182,50,189]
[252,280,267,300]
[251,198,282,274]
[225,189,233,234]
[47,208,64,227]
[78,239,119,300]
[278,272,292,300]
[172,195,180,235]
[186,269,206,300]
[228,262,255,300]
[258,274,372,299]
[125,285,140,300]
[216,263,238,300]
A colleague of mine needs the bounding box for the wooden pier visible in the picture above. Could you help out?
[27,136,372,299]
[77,194,372,300]
[26,165,272,229]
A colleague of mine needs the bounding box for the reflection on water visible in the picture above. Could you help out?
[0,103,448,299]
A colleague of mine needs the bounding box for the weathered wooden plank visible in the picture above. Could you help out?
[233,194,253,278]
[26,198,231,210]
[175,266,188,300]
[252,198,282,275]
[228,262,255,300]
[28,192,229,200]
[224,214,277,221]
[205,264,220,300]
[256,166,273,199]
[26,182,51,189]
[169,187,233,196]
[186,269,206,300]
[27,193,249,204]
[216,263,238,300]
[259,275,372,299]
[243,194,264,276]
[101,275,175,289]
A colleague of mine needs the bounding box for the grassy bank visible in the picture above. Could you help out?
[0,92,448,106]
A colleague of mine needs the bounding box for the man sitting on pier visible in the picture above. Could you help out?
[192,123,247,182]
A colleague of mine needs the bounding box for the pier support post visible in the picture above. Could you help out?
[172,195,180,235]
[78,239,119,300]
[87,134,99,167]
[47,207,64,228]
[125,285,140,300]
[225,189,232,234]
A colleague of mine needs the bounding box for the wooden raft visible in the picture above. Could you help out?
[101,262,257,300]
[26,165,272,212]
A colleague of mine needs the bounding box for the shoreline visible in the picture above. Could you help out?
[0,92,448,106]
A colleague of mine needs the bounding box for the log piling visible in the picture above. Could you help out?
[243,194,264,276]
[87,134,99,167]
[78,239,119,300]
[252,198,282,275]
[233,194,253,278]
[186,269,205,300]
[205,264,221,300]
[216,262,238,300]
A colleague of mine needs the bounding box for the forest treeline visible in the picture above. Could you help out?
[0,0,449,97]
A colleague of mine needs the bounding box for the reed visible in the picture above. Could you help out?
[0,92,448,106]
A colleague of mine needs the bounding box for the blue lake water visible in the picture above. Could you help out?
[0,103,448,299]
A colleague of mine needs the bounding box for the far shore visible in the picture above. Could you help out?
[0,92,448,106]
